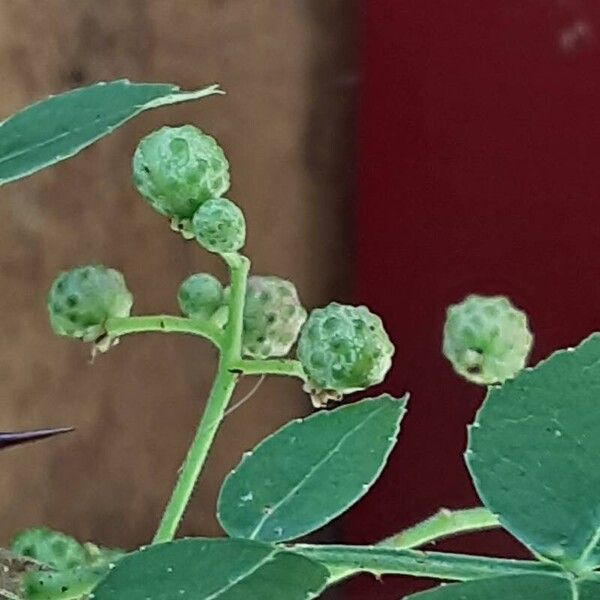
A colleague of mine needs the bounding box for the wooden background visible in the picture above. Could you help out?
[0,0,356,550]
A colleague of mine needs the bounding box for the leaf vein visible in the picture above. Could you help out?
[249,404,390,539]
[203,549,277,600]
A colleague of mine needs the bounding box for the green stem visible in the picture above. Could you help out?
[314,508,501,585]
[152,361,238,543]
[221,253,250,363]
[152,253,250,544]
[231,358,306,380]
[379,507,500,549]
[210,305,229,329]
[105,315,223,347]
[293,544,565,585]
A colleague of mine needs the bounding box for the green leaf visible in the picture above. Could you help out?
[467,333,600,569]
[217,394,407,542]
[91,538,328,600]
[580,579,600,600]
[0,80,222,186]
[403,575,572,599]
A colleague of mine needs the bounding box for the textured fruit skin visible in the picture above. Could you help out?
[11,528,87,571]
[297,303,394,394]
[240,276,307,359]
[47,265,133,342]
[443,294,533,385]
[192,197,246,254]
[178,273,224,319]
[132,125,230,226]
[12,528,125,600]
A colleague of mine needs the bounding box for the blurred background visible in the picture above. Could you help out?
[2,1,600,598]
[0,0,354,555]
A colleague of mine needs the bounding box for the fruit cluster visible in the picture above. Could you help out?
[47,124,532,403]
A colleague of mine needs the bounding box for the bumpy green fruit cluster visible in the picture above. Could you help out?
[443,294,533,385]
[12,527,124,600]
[240,276,307,359]
[11,528,87,571]
[297,303,394,395]
[178,273,224,319]
[192,197,246,254]
[47,265,133,342]
[132,125,230,234]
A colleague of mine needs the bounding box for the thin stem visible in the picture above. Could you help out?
[230,358,306,381]
[379,507,500,549]
[105,315,223,347]
[152,253,250,544]
[293,544,565,585]
[221,253,250,363]
[152,360,237,543]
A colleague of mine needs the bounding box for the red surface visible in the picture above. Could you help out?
[348,1,600,598]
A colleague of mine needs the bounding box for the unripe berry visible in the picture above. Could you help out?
[296,303,394,395]
[11,528,86,571]
[47,265,133,343]
[178,273,224,319]
[132,125,230,234]
[241,276,307,359]
[192,197,246,254]
[443,294,533,385]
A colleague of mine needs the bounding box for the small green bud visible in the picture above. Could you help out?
[241,276,307,359]
[132,125,230,234]
[178,273,224,319]
[443,294,533,385]
[11,527,86,571]
[47,265,133,343]
[192,197,246,254]
[296,302,394,395]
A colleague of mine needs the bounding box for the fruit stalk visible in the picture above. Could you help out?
[152,254,249,544]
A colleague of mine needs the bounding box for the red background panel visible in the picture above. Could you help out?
[348,1,600,597]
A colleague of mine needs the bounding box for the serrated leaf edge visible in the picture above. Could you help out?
[218,394,408,542]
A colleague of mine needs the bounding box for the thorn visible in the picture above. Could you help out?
[0,427,74,450]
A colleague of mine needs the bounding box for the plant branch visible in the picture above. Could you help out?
[230,358,306,381]
[221,253,250,363]
[105,315,223,347]
[152,253,250,544]
[152,361,238,543]
[293,544,565,585]
[379,507,500,549]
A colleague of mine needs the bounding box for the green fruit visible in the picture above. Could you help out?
[296,303,394,394]
[241,276,307,359]
[132,125,230,234]
[443,294,533,385]
[178,273,224,319]
[192,197,246,254]
[47,265,133,342]
[11,528,87,571]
